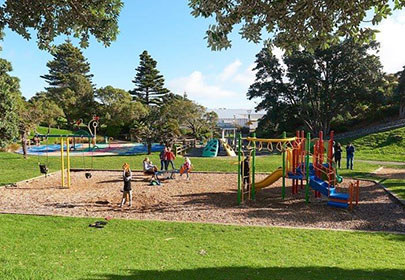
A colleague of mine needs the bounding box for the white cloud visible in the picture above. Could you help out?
[168,62,259,109]
[169,71,237,100]
[376,12,405,73]
[233,63,257,87]
[219,59,242,81]
[272,47,284,61]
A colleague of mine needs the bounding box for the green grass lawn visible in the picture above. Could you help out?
[0,214,404,280]
[340,126,405,162]
[0,152,384,185]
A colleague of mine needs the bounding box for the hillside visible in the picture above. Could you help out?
[340,126,405,162]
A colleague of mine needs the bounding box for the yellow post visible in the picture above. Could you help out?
[60,137,65,188]
[66,138,71,188]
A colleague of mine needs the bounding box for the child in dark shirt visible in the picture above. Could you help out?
[120,163,133,207]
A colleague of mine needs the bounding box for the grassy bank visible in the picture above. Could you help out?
[340,126,405,162]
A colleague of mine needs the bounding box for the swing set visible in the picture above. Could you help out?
[35,117,99,188]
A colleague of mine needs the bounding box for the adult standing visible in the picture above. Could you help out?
[333,142,342,168]
[159,147,168,171]
[166,147,176,170]
[345,143,355,170]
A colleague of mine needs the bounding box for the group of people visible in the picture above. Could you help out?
[159,147,176,171]
[120,146,193,208]
[333,142,355,170]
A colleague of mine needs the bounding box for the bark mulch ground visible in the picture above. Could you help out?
[1,171,404,232]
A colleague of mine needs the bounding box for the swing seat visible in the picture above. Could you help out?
[39,164,48,175]
[85,172,92,179]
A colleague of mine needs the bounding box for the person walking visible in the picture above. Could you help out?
[345,143,355,170]
[333,142,342,168]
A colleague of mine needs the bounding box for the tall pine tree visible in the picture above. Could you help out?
[130,50,169,106]
[41,41,95,124]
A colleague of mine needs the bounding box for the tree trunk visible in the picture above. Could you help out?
[400,99,405,118]
[21,130,27,159]
[147,140,152,155]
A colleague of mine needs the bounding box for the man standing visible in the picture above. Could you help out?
[346,143,355,170]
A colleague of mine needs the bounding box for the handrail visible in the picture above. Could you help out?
[246,137,297,143]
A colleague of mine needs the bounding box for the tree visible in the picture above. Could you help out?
[41,41,95,125]
[29,92,65,128]
[189,0,405,52]
[130,51,170,106]
[131,106,181,154]
[0,57,20,148]
[158,97,218,140]
[95,86,148,137]
[247,40,385,135]
[0,0,123,50]
[395,66,405,118]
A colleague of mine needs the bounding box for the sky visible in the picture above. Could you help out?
[1,0,405,110]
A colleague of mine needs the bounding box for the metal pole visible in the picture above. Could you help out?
[60,137,65,188]
[282,131,286,199]
[237,133,242,205]
[305,132,311,203]
[66,138,71,188]
[251,132,256,200]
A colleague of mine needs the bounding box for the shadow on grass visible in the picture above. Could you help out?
[88,266,405,280]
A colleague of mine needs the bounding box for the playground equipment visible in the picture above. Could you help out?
[34,117,99,188]
[221,128,237,156]
[237,131,360,209]
[202,139,219,157]
[173,138,196,156]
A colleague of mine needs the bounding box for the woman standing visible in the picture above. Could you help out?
[333,142,342,168]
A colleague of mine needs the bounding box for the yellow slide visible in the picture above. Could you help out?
[220,139,237,156]
[255,168,283,190]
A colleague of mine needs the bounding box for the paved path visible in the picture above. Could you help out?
[356,159,405,166]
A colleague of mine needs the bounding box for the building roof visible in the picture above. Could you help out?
[209,108,265,119]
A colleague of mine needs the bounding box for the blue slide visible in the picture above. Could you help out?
[307,163,349,209]
[309,176,349,208]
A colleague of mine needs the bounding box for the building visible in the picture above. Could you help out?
[209,108,266,131]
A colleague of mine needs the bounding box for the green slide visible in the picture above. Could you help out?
[202,139,219,157]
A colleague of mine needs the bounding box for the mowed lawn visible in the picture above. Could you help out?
[0,214,404,280]
[0,152,386,185]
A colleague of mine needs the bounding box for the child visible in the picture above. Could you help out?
[241,156,250,191]
[180,157,192,180]
[120,163,132,207]
[166,147,176,170]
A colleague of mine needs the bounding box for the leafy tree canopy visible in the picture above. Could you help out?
[96,86,148,132]
[189,0,405,52]
[0,57,20,148]
[29,92,65,128]
[0,0,123,50]
[130,50,170,106]
[248,40,385,135]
